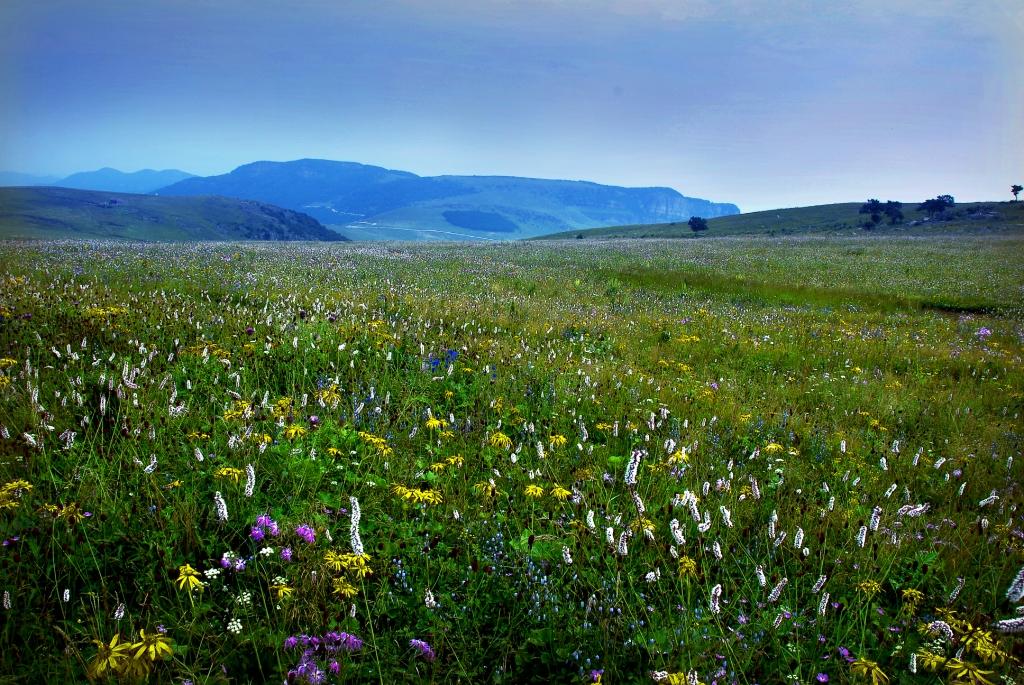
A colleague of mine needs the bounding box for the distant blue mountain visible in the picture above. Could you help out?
[57,167,195,193]
[0,171,61,187]
[158,159,739,239]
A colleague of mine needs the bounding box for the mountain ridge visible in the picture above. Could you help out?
[56,167,196,194]
[157,158,739,240]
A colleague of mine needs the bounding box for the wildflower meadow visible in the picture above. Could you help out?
[1,235,1023,684]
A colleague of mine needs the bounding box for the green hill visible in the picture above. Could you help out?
[0,187,345,242]
[535,201,1024,239]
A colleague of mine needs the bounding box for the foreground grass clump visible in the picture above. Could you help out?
[1,236,1023,684]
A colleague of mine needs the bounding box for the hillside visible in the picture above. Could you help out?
[56,167,196,193]
[157,158,739,239]
[0,187,345,242]
[0,171,60,187]
[535,201,1024,239]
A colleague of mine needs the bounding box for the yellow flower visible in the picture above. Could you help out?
[121,655,153,679]
[131,629,173,662]
[57,502,86,525]
[850,658,889,685]
[391,484,443,505]
[318,384,342,405]
[325,550,344,572]
[856,580,881,597]
[473,481,498,497]
[667,447,689,464]
[332,578,359,598]
[489,431,512,449]
[630,517,656,533]
[901,588,924,606]
[214,467,243,484]
[339,553,373,578]
[175,564,204,594]
[272,397,293,417]
[945,658,995,685]
[0,479,32,511]
[549,434,568,448]
[763,443,784,453]
[524,484,545,498]
[425,416,448,431]
[962,628,1002,664]
[271,583,294,600]
[916,651,945,671]
[0,358,17,369]
[550,485,572,501]
[678,556,697,578]
[89,634,133,678]
[283,425,307,440]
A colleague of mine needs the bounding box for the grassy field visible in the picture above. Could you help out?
[1,235,1023,684]
[537,201,1024,239]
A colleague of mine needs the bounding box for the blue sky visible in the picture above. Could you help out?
[1,0,1020,211]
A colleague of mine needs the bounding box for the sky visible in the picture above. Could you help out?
[1,0,1021,211]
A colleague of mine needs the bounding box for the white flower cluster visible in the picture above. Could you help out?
[349,496,364,556]
[227,618,242,634]
[214,491,228,522]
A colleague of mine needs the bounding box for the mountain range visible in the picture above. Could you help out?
[156,159,739,240]
[0,158,739,240]
[58,167,195,193]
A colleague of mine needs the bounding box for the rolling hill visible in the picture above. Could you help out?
[535,201,1024,239]
[157,159,739,240]
[0,171,61,187]
[56,167,196,193]
[0,187,345,242]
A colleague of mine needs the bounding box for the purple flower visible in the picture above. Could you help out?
[295,525,316,544]
[409,638,436,662]
[977,327,992,339]
[284,636,299,649]
[328,660,339,674]
[250,526,265,542]
[339,633,363,651]
[816,674,829,683]
[590,670,604,683]
[281,547,293,561]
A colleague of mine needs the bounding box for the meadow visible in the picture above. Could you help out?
[1,235,1023,684]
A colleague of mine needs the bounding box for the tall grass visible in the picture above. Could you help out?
[0,236,1022,684]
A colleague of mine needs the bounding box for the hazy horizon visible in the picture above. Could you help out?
[2,0,1021,212]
